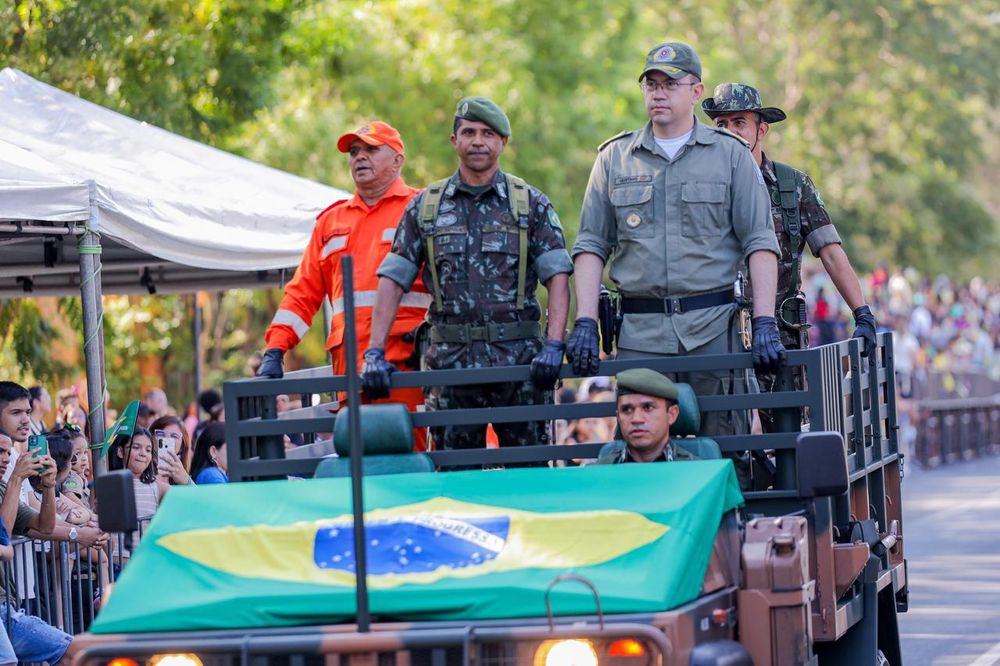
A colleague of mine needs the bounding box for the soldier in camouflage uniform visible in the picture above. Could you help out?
[364,97,573,453]
[703,83,878,432]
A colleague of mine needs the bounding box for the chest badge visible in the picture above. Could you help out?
[626,212,642,228]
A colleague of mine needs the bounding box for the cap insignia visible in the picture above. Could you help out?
[653,46,675,63]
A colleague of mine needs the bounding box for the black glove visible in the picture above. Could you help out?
[565,317,601,376]
[361,348,395,400]
[852,305,878,358]
[256,348,284,379]
[751,316,787,374]
[529,340,567,389]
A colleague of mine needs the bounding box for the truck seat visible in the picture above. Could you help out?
[597,382,722,461]
[314,404,433,478]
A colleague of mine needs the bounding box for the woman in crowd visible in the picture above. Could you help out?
[48,426,93,511]
[149,415,194,485]
[189,424,229,484]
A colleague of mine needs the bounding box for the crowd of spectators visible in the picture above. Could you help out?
[0,379,231,661]
[802,261,1000,398]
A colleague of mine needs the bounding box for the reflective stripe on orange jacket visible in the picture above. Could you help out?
[265,177,429,374]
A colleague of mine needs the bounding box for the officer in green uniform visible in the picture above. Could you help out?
[567,42,785,441]
[364,97,573,452]
[597,368,697,464]
[702,83,878,432]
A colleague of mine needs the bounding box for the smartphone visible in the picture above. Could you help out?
[28,434,48,459]
[154,431,174,474]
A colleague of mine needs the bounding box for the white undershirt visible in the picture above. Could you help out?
[654,128,693,160]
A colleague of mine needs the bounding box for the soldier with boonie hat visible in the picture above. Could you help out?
[702,82,877,439]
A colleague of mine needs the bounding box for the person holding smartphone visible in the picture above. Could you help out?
[149,415,194,486]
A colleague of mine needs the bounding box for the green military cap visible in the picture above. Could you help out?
[639,42,702,81]
[455,96,511,137]
[701,83,786,123]
[616,368,679,402]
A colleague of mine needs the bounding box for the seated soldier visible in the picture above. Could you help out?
[597,368,699,464]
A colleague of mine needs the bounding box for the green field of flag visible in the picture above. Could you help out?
[92,462,742,633]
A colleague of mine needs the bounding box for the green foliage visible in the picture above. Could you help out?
[2,0,999,394]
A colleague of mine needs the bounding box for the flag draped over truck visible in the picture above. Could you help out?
[91,462,743,633]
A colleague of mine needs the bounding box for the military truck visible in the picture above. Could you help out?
[74,276,907,666]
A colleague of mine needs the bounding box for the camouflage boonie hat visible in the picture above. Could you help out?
[639,42,702,81]
[701,83,786,123]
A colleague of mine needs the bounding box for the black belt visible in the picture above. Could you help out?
[430,321,541,344]
[621,289,733,315]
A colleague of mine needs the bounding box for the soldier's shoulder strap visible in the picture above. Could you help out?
[772,160,803,294]
[771,161,801,238]
[418,177,453,230]
[417,177,452,313]
[503,172,531,310]
[598,129,634,152]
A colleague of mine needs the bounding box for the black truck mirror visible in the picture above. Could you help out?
[795,431,849,499]
[95,469,139,533]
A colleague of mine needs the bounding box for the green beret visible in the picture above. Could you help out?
[455,96,511,138]
[616,368,679,402]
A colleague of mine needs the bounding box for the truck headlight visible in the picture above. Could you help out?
[149,655,203,666]
[535,639,599,666]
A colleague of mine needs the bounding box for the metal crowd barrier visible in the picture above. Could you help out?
[0,517,153,651]
[913,395,1000,467]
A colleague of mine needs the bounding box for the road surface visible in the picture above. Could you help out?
[899,453,1000,665]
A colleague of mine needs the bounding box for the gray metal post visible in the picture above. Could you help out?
[192,293,203,395]
[78,187,107,474]
[341,255,370,632]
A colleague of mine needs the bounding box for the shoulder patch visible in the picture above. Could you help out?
[709,126,750,147]
[598,129,635,152]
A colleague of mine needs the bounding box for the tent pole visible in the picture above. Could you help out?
[79,183,108,474]
[192,292,203,396]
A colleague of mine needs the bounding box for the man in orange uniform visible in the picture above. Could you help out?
[258,121,431,447]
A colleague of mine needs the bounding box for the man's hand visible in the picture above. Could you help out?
[751,316,787,374]
[529,340,566,390]
[361,348,395,400]
[852,305,878,358]
[565,318,601,376]
[10,450,40,482]
[36,454,57,488]
[77,526,110,548]
[256,348,285,379]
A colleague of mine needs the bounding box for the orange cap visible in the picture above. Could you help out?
[336,121,405,155]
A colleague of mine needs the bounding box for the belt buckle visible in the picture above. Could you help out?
[669,297,682,314]
[459,324,471,344]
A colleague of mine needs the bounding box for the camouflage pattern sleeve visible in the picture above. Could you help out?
[528,189,573,283]
[376,195,426,291]
[800,172,842,257]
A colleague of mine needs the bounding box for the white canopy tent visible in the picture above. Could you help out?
[0,67,350,452]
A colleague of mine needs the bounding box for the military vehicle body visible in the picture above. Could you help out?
[73,276,907,666]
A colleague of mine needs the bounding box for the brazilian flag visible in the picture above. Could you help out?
[91,462,742,633]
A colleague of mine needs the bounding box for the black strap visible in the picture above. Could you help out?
[622,289,733,315]
[773,161,802,296]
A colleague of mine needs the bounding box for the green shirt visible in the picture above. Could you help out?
[573,120,779,352]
